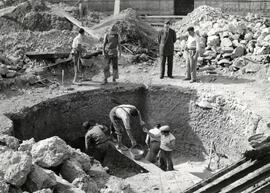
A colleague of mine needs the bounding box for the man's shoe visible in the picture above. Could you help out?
[190,79,196,83]
[183,77,191,81]
[168,76,174,79]
[160,76,164,79]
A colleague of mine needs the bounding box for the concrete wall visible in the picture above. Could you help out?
[195,0,270,16]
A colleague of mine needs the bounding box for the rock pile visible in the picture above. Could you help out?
[174,6,270,73]
[0,135,122,193]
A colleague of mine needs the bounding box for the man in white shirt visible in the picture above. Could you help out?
[109,104,145,151]
[184,26,200,83]
[159,125,175,171]
[143,124,161,163]
[71,28,90,84]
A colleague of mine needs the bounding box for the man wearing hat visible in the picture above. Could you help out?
[158,20,176,79]
[103,25,121,84]
[159,125,176,171]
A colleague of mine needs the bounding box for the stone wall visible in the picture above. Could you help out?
[195,0,270,16]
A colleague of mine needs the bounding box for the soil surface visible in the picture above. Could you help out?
[1,55,270,192]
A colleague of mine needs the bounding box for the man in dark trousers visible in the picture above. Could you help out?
[84,121,111,166]
[158,20,176,79]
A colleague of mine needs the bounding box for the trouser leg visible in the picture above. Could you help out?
[126,129,137,146]
[112,56,119,80]
[191,54,197,81]
[167,55,173,77]
[186,52,191,79]
[160,56,166,78]
[145,141,160,163]
[103,56,110,82]
[166,151,174,171]
[159,149,167,171]
[73,54,79,82]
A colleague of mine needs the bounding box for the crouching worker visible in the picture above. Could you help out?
[159,125,175,171]
[143,124,161,163]
[109,104,145,151]
[84,121,111,165]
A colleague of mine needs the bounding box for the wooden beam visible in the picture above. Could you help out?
[51,7,99,40]
[0,6,16,17]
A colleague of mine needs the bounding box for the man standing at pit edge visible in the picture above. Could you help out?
[71,28,92,84]
[184,26,200,83]
[103,25,121,85]
[158,20,176,79]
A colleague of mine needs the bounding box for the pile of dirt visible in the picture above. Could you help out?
[0,1,72,32]
[174,5,270,76]
[0,30,77,57]
[92,8,158,54]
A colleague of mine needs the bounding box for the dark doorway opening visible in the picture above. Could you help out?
[174,0,194,15]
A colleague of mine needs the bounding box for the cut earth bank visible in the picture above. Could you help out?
[0,80,268,192]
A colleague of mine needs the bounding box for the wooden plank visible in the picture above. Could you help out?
[0,6,16,17]
[220,162,270,193]
[183,158,247,193]
[108,141,164,174]
[51,7,99,40]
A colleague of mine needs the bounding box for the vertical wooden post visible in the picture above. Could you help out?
[114,0,120,16]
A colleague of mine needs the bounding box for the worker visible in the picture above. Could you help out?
[159,125,175,171]
[71,28,91,84]
[102,25,121,84]
[76,0,88,19]
[184,26,200,83]
[84,121,111,165]
[109,104,145,151]
[143,124,161,163]
[158,20,176,79]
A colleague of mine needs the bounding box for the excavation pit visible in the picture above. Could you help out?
[6,85,259,178]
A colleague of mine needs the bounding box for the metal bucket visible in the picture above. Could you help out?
[130,144,144,160]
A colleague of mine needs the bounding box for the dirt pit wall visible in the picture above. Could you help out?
[6,85,260,165]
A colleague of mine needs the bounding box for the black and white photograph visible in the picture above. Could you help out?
[0,0,270,192]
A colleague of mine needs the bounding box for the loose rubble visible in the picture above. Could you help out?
[174,6,270,76]
[0,134,125,193]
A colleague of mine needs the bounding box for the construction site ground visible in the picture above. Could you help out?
[1,55,270,192]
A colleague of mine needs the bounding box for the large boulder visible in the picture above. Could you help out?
[0,180,9,193]
[24,164,57,192]
[72,176,99,193]
[31,136,70,168]
[0,146,32,186]
[232,46,246,59]
[221,38,233,48]
[18,138,35,152]
[60,159,87,183]
[207,35,220,47]
[68,146,92,173]
[0,134,20,150]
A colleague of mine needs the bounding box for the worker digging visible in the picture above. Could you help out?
[1,0,270,193]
